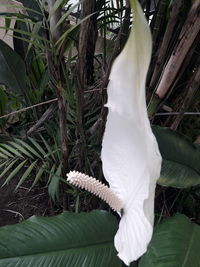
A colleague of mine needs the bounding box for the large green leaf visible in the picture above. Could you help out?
[139,214,200,267]
[153,126,200,188]
[0,39,27,94]
[20,0,43,21]
[159,160,200,188]
[0,210,122,267]
[13,19,30,60]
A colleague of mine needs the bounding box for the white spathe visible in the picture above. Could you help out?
[101,0,162,265]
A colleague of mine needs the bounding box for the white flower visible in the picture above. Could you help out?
[101,0,162,265]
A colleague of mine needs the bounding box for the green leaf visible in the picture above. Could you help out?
[0,143,24,158]
[15,160,38,190]
[28,137,46,157]
[0,210,121,267]
[15,139,42,159]
[48,164,61,201]
[159,160,200,188]
[139,214,200,267]
[153,126,200,188]
[40,134,56,161]
[55,12,97,52]
[0,159,18,179]
[2,159,27,185]
[32,162,47,187]
[153,126,200,173]
[48,0,65,20]
[9,140,34,159]
[0,159,10,170]
[19,0,43,21]
[47,163,56,184]
[0,145,15,158]
[0,86,8,116]
[26,21,44,55]
[12,33,47,51]
[0,39,27,94]
[0,150,8,159]
[0,26,49,44]
[13,19,30,60]
[52,2,79,34]
[30,56,45,85]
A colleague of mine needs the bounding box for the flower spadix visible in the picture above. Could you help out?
[67,171,123,212]
[101,0,162,265]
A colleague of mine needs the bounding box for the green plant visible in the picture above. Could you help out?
[0,135,61,200]
[139,214,200,267]
[0,0,200,266]
[153,126,200,188]
[0,210,122,267]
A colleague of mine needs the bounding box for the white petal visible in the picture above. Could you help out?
[101,0,162,265]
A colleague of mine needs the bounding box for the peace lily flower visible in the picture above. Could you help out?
[67,0,162,265]
[101,0,162,265]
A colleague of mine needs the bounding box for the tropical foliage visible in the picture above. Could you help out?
[0,0,199,266]
[0,210,121,267]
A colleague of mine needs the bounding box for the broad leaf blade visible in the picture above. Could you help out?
[0,210,121,267]
[19,0,43,21]
[153,126,200,188]
[139,214,200,267]
[158,160,200,188]
[153,126,200,173]
[0,39,27,94]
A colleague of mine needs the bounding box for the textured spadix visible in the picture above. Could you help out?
[67,171,123,212]
[101,0,162,265]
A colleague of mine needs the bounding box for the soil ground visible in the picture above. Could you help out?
[0,176,52,227]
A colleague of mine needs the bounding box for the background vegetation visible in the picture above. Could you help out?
[0,0,199,266]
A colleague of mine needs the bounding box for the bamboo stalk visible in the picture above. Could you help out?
[156,1,200,99]
[150,0,182,86]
